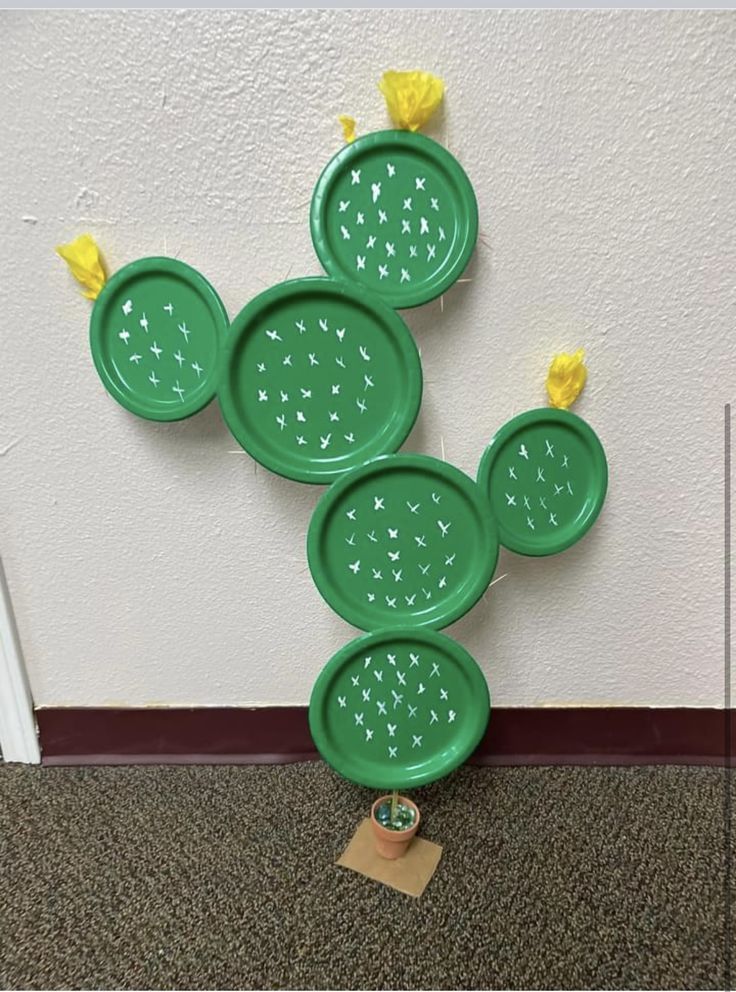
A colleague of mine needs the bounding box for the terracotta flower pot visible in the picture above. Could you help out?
[370,795,420,860]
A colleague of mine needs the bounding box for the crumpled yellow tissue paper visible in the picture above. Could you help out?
[378,70,445,132]
[339,115,357,143]
[56,233,107,300]
[546,348,587,409]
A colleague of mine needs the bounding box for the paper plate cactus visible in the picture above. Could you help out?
[60,72,609,856]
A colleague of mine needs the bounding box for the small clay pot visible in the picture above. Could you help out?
[370,795,421,860]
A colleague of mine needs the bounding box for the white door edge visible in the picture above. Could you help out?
[0,556,40,764]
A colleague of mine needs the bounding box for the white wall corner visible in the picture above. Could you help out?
[0,557,41,764]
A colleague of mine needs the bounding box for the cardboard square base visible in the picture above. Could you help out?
[336,818,443,897]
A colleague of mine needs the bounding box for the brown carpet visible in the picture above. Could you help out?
[0,763,730,990]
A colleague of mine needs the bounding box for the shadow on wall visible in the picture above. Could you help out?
[402,224,487,345]
[125,390,231,452]
[449,520,610,655]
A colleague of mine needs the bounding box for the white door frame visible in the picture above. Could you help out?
[0,556,40,763]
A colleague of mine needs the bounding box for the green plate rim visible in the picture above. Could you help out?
[308,626,491,790]
[310,130,479,309]
[89,256,229,422]
[218,277,423,484]
[307,452,499,630]
[477,407,608,557]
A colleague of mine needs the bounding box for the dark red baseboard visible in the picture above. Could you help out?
[37,706,734,766]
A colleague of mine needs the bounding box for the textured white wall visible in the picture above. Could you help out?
[1,9,733,708]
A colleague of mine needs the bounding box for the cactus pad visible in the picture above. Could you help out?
[477,408,608,556]
[89,257,227,421]
[310,131,478,308]
[219,278,422,483]
[309,627,490,790]
[307,453,499,630]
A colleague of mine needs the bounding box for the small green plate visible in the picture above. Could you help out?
[307,454,499,630]
[309,627,490,790]
[477,408,608,556]
[310,131,478,309]
[219,278,422,484]
[89,257,228,421]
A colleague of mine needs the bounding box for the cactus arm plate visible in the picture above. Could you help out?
[310,131,478,309]
[89,257,228,422]
[477,407,608,556]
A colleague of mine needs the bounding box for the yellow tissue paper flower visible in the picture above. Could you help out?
[546,348,588,409]
[339,115,357,143]
[55,233,107,300]
[378,70,445,132]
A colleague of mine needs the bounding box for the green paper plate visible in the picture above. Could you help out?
[307,454,499,630]
[477,408,608,557]
[309,627,490,790]
[310,131,478,309]
[218,278,422,484]
[89,257,228,421]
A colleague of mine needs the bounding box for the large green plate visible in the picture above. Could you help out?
[307,454,499,630]
[218,278,422,484]
[310,131,478,309]
[477,408,608,556]
[309,628,490,790]
[90,257,228,421]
